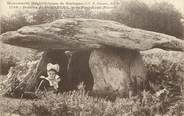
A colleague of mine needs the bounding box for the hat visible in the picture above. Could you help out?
[47,63,60,72]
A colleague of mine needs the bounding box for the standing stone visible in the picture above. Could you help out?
[89,48,146,97]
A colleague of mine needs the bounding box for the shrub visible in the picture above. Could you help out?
[0,60,39,98]
[112,1,151,30]
[98,1,183,38]
[149,2,183,38]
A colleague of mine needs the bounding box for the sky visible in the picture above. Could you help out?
[0,0,184,16]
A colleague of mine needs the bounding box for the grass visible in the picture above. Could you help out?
[0,87,184,116]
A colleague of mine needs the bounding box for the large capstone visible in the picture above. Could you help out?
[1,18,184,51]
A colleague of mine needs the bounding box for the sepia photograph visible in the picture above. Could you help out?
[0,0,184,115]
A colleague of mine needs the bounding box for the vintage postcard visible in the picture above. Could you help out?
[0,0,184,115]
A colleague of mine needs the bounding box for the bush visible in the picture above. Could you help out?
[149,2,183,38]
[0,60,40,98]
[98,1,183,38]
[112,1,151,30]
[1,12,31,34]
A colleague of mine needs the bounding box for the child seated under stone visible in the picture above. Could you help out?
[37,63,61,93]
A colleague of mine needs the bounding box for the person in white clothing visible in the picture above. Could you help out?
[38,63,61,93]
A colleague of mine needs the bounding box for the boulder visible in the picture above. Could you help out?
[141,48,184,95]
[89,48,146,97]
[1,18,184,51]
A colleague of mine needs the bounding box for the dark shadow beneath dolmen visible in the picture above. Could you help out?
[35,49,94,93]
